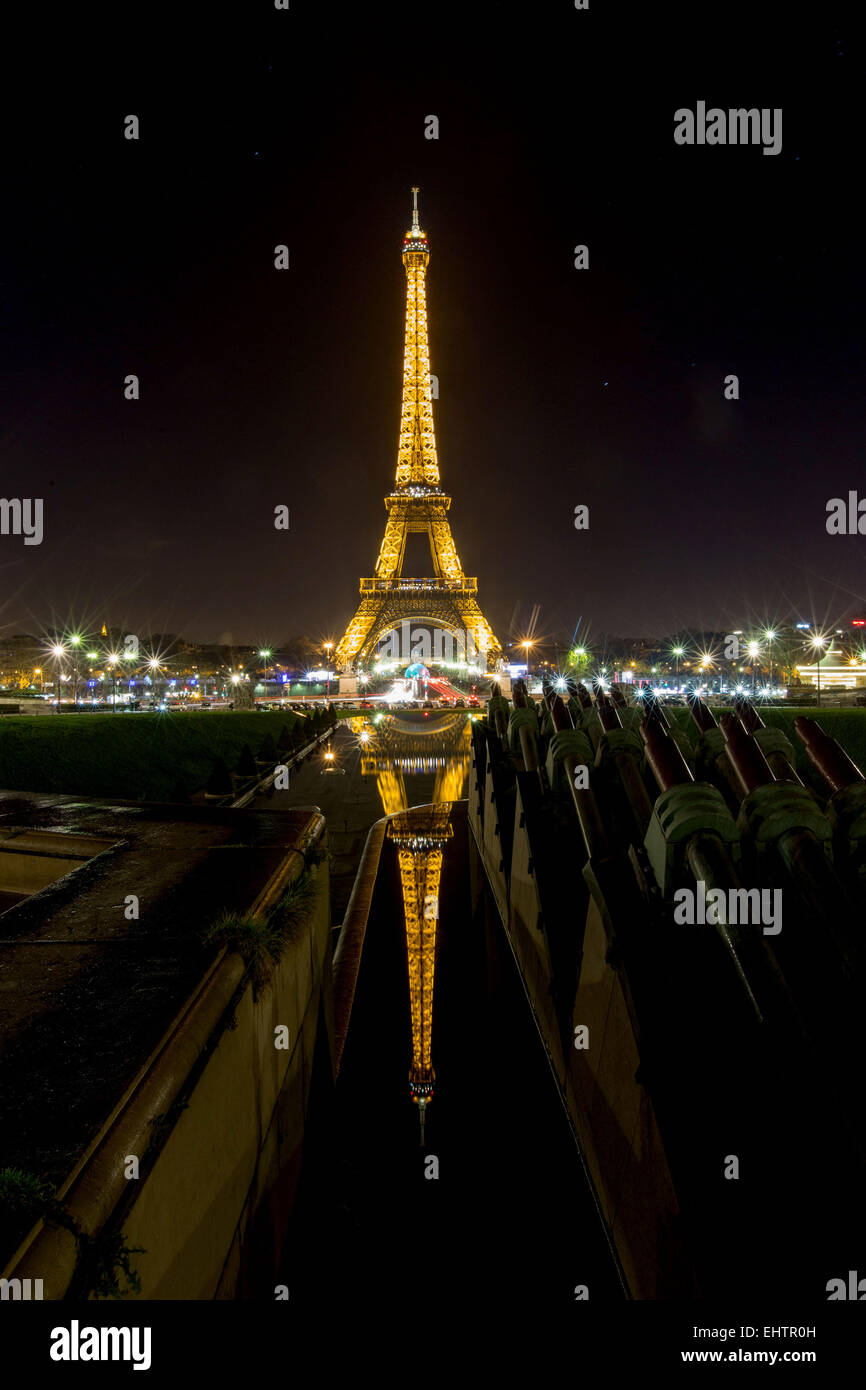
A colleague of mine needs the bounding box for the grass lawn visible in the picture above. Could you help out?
[664,706,866,797]
[0,709,303,802]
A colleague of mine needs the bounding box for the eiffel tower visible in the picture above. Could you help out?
[387,803,454,1143]
[334,189,501,673]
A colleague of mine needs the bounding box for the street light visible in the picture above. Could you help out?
[672,646,685,690]
[809,634,826,707]
[571,645,587,678]
[747,641,761,697]
[50,643,66,711]
[66,634,83,707]
[121,650,137,706]
[146,656,162,706]
[259,649,272,698]
[520,639,533,672]
[106,653,121,710]
[764,630,776,693]
[324,641,334,701]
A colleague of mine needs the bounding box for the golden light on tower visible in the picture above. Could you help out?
[334,189,500,672]
[394,187,438,493]
[361,716,471,1140]
[387,803,454,1139]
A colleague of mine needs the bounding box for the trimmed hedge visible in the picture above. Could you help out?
[0,710,301,803]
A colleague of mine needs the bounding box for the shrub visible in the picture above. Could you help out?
[236,744,258,780]
[258,732,277,763]
[0,1166,142,1299]
[205,757,233,797]
[202,871,319,998]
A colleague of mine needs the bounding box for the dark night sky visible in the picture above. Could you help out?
[3,2,863,651]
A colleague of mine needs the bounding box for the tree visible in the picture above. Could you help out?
[205,758,233,797]
[237,744,258,780]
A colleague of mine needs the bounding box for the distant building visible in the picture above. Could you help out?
[794,646,866,689]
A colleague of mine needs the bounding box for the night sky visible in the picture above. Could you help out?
[4,2,862,652]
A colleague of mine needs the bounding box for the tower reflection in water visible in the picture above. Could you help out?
[349,711,473,1140]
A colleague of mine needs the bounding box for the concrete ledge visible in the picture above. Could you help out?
[332,817,388,1074]
[1,811,332,1300]
[230,728,335,808]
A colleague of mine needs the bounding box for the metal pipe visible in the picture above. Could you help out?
[794,716,865,793]
[733,693,761,734]
[688,693,718,734]
[549,692,610,860]
[735,695,803,785]
[640,719,691,790]
[512,679,543,786]
[720,718,858,970]
[640,722,777,1027]
[642,692,671,733]
[719,713,776,797]
[594,687,621,733]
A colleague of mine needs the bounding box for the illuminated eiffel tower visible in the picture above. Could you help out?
[334,189,501,674]
[387,803,454,1144]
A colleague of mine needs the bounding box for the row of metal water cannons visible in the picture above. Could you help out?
[475,677,866,1296]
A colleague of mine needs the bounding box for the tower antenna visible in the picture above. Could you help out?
[411,185,420,235]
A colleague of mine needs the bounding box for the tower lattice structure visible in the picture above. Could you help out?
[334,189,501,671]
[387,803,454,1141]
